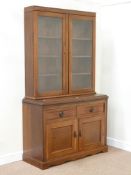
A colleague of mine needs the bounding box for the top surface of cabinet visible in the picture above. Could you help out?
[25,6,96,16]
[24,6,96,99]
[23,94,108,106]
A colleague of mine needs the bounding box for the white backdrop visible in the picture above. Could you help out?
[97,3,131,151]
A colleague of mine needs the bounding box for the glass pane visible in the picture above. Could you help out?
[72,19,92,39]
[38,16,62,93]
[71,19,93,90]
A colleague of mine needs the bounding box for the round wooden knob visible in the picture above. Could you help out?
[59,111,64,118]
[89,108,96,113]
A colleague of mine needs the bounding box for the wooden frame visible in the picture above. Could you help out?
[68,14,95,95]
[34,11,68,97]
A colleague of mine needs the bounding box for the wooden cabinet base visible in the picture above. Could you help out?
[23,94,108,169]
[23,146,108,169]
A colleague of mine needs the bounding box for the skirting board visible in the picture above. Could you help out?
[0,151,22,166]
[107,137,131,152]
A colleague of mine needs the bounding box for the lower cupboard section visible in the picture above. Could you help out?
[45,116,106,160]
[23,95,108,169]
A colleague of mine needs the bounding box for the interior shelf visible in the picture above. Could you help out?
[39,74,60,77]
[72,38,92,41]
[72,73,91,75]
[39,56,61,58]
[38,36,61,39]
[39,56,91,58]
[72,55,92,58]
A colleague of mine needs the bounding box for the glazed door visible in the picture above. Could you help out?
[69,15,95,94]
[46,119,77,159]
[35,12,68,97]
[78,116,105,151]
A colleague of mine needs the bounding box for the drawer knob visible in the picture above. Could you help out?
[59,111,64,118]
[89,108,96,113]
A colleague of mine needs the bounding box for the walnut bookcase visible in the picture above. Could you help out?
[23,6,108,169]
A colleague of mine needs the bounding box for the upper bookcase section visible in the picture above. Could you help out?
[24,6,96,99]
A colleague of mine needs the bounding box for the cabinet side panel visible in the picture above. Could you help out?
[104,99,108,145]
[23,103,44,161]
[24,11,35,97]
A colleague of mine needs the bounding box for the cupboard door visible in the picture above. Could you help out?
[79,116,105,151]
[35,12,68,97]
[46,119,77,159]
[69,15,95,94]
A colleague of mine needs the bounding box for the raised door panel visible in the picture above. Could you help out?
[34,12,68,97]
[46,119,77,159]
[69,15,95,95]
[79,116,105,151]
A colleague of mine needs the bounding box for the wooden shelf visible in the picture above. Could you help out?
[73,56,92,58]
[39,74,60,77]
[39,56,61,58]
[72,38,92,41]
[39,56,91,58]
[38,36,61,39]
[72,73,91,75]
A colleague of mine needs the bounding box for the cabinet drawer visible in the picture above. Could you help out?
[44,105,76,120]
[77,102,105,117]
